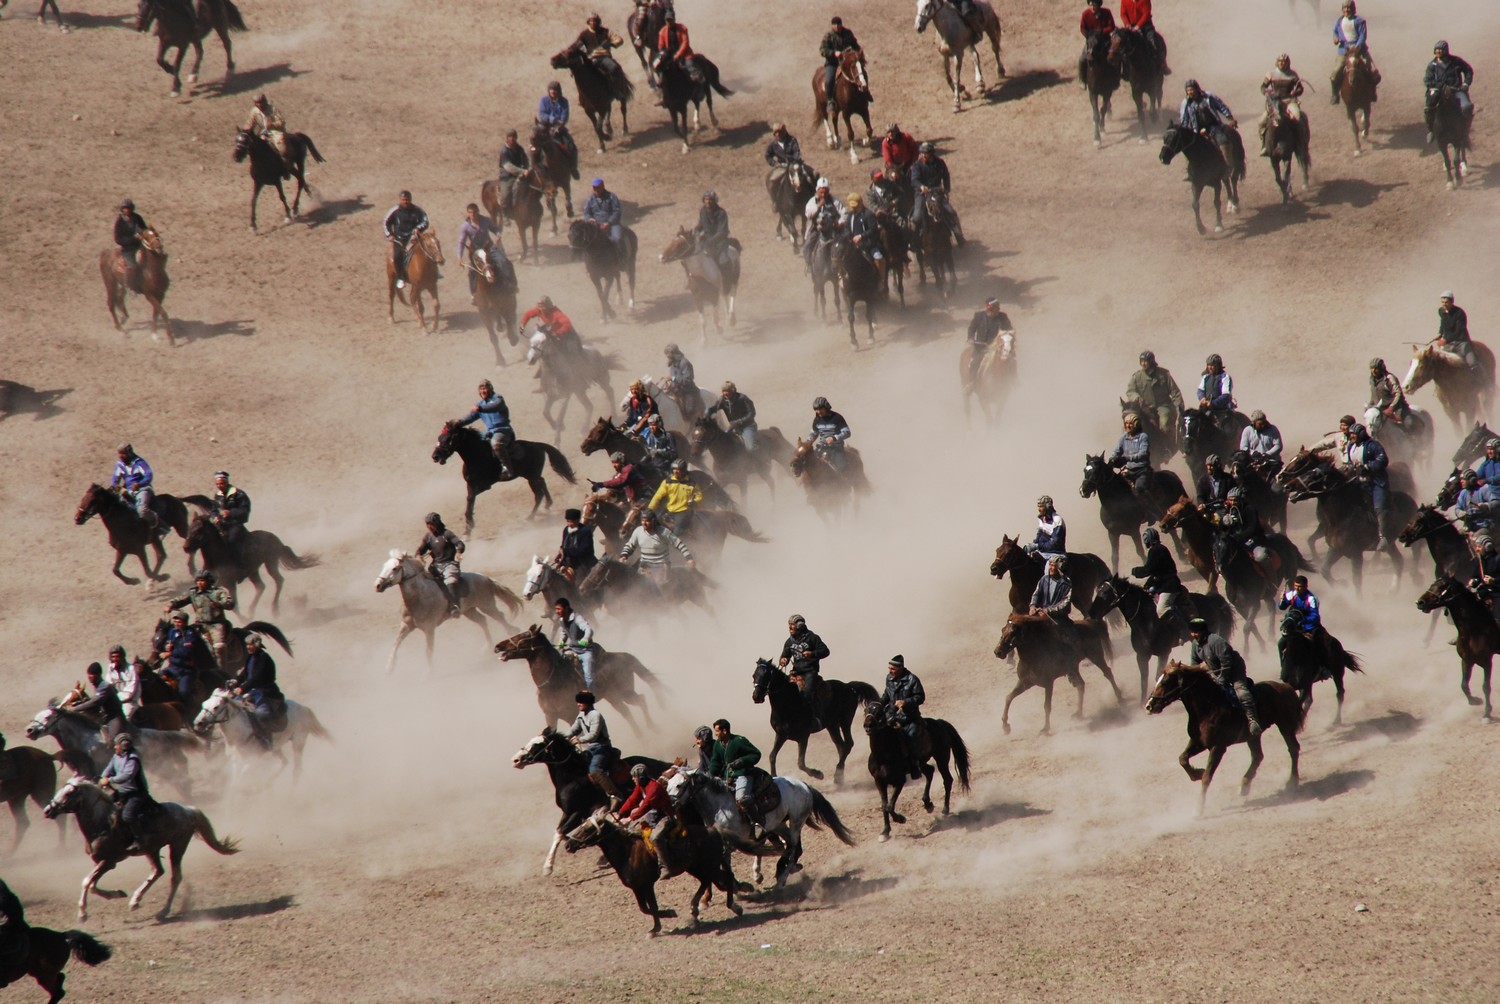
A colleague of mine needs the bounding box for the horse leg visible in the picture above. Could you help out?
[1238,734,1265,798]
[249,181,263,231]
[6,801,28,855]
[78,859,117,922]
[1091,92,1103,147]
[127,851,165,912]
[1197,744,1227,814]
[274,180,291,224]
[795,737,823,780]
[1000,679,1030,735]
[543,830,565,876]
[1483,663,1494,722]
[1040,680,1055,735]
[186,38,204,87]
[384,620,415,674]
[1210,183,1224,233]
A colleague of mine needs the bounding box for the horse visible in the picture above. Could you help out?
[1264,101,1311,202]
[1159,124,1241,235]
[521,555,590,618]
[373,550,523,674]
[751,658,879,783]
[872,208,910,306]
[1336,49,1376,155]
[578,415,680,487]
[25,705,202,794]
[988,534,1111,616]
[144,616,282,685]
[914,0,1004,112]
[552,43,633,155]
[512,728,670,876]
[960,331,1015,425]
[191,687,332,786]
[528,124,576,231]
[1416,575,1499,721]
[862,699,970,841]
[667,768,856,887]
[432,421,578,527]
[494,625,661,731]
[232,128,324,231]
[657,52,731,153]
[0,743,64,854]
[490,166,547,261]
[567,219,637,321]
[1279,462,1414,591]
[1078,453,1189,572]
[42,776,239,921]
[830,234,880,348]
[182,514,318,617]
[577,558,716,618]
[1398,504,1477,585]
[1181,408,1251,476]
[1107,27,1164,142]
[807,216,843,321]
[1087,575,1236,704]
[995,612,1121,734]
[74,483,202,584]
[563,808,742,935]
[1432,85,1472,189]
[626,1,666,89]
[1081,29,1120,146]
[789,438,871,518]
[1227,454,1288,534]
[812,48,874,163]
[468,248,519,365]
[386,229,443,332]
[528,333,620,439]
[767,162,818,246]
[63,675,189,732]
[100,225,172,343]
[911,189,957,298]
[135,0,244,97]
[1452,421,1500,470]
[1145,660,1304,814]
[659,227,739,340]
[0,911,111,1004]
[689,415,779,499]
[1277,612,1362,727]
[1403,342,1496,435]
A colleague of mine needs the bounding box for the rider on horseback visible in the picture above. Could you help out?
[647,459,703,537]
[1364,358,1410,436]
[708,719,762,832]
[521,296,583,355]
[103,646,141,721]
[1196,354,1235,429]
[114,198,149,293]
[1077,0,1116,87]
[1185,619,1261,736]
[780,614,831,728]
[1023,494,1067,563]
[167,570,236,667]
[1258,54,1305,157]
[583,178,626,267]
[765,123,804,173]
[243,93,289,167]
[654,11,701,90]
[1424,42,1474,144]
[1132,526,1191,633]
[640,414,678,477]
[557,508,598,582]
[535,82,580,177]
[802,178,845,266]
[1126,350,1184,438]
[497,129,530,212]
[1343,424,1390,544]
[865,167,900,215]
[417,512,465,618]
[704,381,758,450]
[111,443,158,530]
[622,381,659,436]
[456,204,512,299]
[1454,470,1498,551]
[844,192,886,289]
[1238,410,1284,478]
[211,470,251,556]
[908,142,964,245]
[574,13,627,92]
[662,343,702,420]
[460,379,517,478]
[592,451,652,504]
[619,508,694,586]
[966,297,1014,382]
[1329,1,1380,106]
[618,762,674,833]
[1109,412,1153,495]
[694,192,734,273]
[882,123,920,180]
[1476,440,1500,488]
[157,610,202,701]
[1119,0,1168,74]
[1216,488,1272,575]
[70,662,129,743]
[568,691,623,809]
[553,598,598,690]
[383,191,430,290]
[1196,454,1237,516]
[810,396,852,472]
[1433,290,1478,371]
[884,656,926,779]
[232,633,283,751]
[99,733,155,853]
[1179,81,1243,175]
[820,16,865,115]
[1278,575,1345,673]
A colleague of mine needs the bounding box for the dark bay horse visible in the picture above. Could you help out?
[1145,660,1304,814]
[1452,421,1500,470]
[767,162,818,246]
[100,226,171,343]
[386,229,443,332]
[1078,453,1188,571]
[577,558,716,618]
[1107,27,1164,141]
[1403,343,1496,435]
[912,190,956,298]
[489,166,547,262]
[1277,611,1362,727]
[658,53,731,153]
[567,219,637,321]
[530,336,620,440]
[789,438,871,518]
[808,216,843,321]
[1081,29,1120,146]
[0,744,63,853]
[1416,576,1499,721]
[552,44,632,155]
[75,482,199,584]
[495,626,660,731]
[0,906,112,1004]
[689,416,787,499]
[659,228,739,340]
[626,1,666,88]
[135,0,244,97]
[1432,86,1472,189]
[1279,460,1413,591]
[182,515,319,616]
[863,699,970,841]
[995,612,1120,734]
[751,658,879,783]
[470,249,519,365]
[812,48,873,164]
[1398,504,1476,584]
[830,234,880,348]
[1337,50,1376,156]
[914,0,1004,112]
[1160,124,1240,235]
[1265,103,1311,202]
[233,128,324,231]
[988,534,1110,616]
[529,125,576,230]
[432,422,577,527]
[1087,575,1235,704]
[1181,408,1250,476]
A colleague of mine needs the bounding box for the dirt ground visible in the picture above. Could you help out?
[4,0,1500,1000]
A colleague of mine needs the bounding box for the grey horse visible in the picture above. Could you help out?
[374,550,523,673]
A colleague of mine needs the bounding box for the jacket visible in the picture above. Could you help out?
[1474,457,1500,487]
[1179,93,1234,131]
[620,524,693,566]
[1132,542,1182,594]
[1196,470,1237,509]
[1425,56,1474,92]
[462,394,512,435]
[648,476,703,514]
[1218,503,1263,541]
[1080,6,1116,36]
[811,410,852,449]
[1031,574,1073,615]
[559,523,597,567]
[882,131,919,171]
[705,392,756,429]
[1119,0,1152,28]
[623,393,658,428]
[620,777,671,820]
[112,456,153,491]
[597,462,650,502]
[765,135,802,166]
[71,682,125,724]
[161,625,201,677]
[101,749,150,800]
[1198,370,1233,410]
[1367,373,1407,414]
[968,309,1013,345]
[213,486,251,527]
[908,156,951,193]
[1188,632,1245,683]
[1125,366,1185,415]
[1032,514,1066,553]
[498,141,530,176]
[554,610,595,649]
[1239,423,1283,461]
[236,649,282,700]
[781,629,830,674]
[114,211,148,250]
[1333,14,1367,54]
[537,93,570,127]
[658,22,692,59]
[694,204,730,256]
[1344,438,1388,483]
[1437,305,1470,344]
[708,733,760,779]
[520,304,575,338]
[417,527,465,564]
[820,26,858,63]
[244,102,285,135]
[1110,431,1152,472]
[567,708,610,749]
[883,669,925,719]
[383,204,430,239]
[1456,484,1498,527]
[169,585,236,624]
[640,426,677,464]
[1277,590,1321,631]
[583,190,622,227]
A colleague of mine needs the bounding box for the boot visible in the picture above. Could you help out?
[1234,681,1262,736]
[590,771,624,812]
[825,99,837,116]
[438,582,461,618]
[249,716,274,751]
[736,800,760,839]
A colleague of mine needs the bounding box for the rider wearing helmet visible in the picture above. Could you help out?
[1185,619,1261,736]
[1023,495,1067,563]
[802,176,846,264]
[100,733,156,853]
[881,122,920,178]
[1364,358,1409,436]
[646,458,704,536]
[383,190,431,290]
[966,297,1015,382]
[693,190,733,270]
[243,93,289,163]
[619,507,694,587]
[764,122,804,170]
[1131,526,1190,633]
[1196,454,1236,515]
[639,413,678,477]
[810,396,852,472]
[520,296,582,355]
[1424,41,1475,143]
[1258,54,1306,156]
[417,512,466,618]
[110,443,158,530]
[1196,353,1235,428]
[780,614,831,726]
[114,198,150,292]
[591,450,652,504]
[1179,80,1243,175]
[211,470,252,554]
[908,141,964,245]
[703,380,758,450]
[844,191,886,287]
[1433,290,1477,371]
[166,569,237,667]
[575,13,627,91]
[1217,487,1271,575]
[663,340,698,402]
[618,761,673,831]
[1126,350,1185,438]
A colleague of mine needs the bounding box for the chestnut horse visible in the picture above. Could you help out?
[812,48,874,163]
[960,331,1015,425]
[100,226,171,344]
[1337,50,1376,156]
[386,229,443,332]
[1402,342,1496,435]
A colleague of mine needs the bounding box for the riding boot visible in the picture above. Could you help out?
[736,800,760,839]
[436,580,460,619]
[826,99,837,116]
[1329,71,1341,105]
[1233,679,1262,736]
[591,771,624,812]
[249,715,274,751]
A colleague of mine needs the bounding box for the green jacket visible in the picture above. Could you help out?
[708,734,760,780]
[1125,366,1185,416]
[169,585,236,624]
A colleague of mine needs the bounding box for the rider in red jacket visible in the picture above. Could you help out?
[1119,0,1169,73]
[1078,0,1117,84]
[520,296,581,353]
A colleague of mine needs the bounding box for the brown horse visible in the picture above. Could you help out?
[789,438,870,518]
[486,166,546,263]
[469,250,518,366]
[134,0,244,98]
[659,227,739,340]
[386,229,443,332]
[100,226,172,344]
[0,742,63,853]
[494,625,662,730]
[183,514,319,616]
[1081,29,1120,146]
[988,534,1111,617]
[1145,660,1304,814]
[812,48,874,164]
[1107,27,1164,142]
[0,909,112,1004]
[1416,575,1499,721]
[552,44,632,155]
[1337,49,1376,155]
[688,415,786,500]
[626,1,666,88]
[529,124,576,232]
[1402,342,1496,435]
[75,483,175,584]
[960,331,1015,425]
[995,612,1120,734]
[914,0,1005,113]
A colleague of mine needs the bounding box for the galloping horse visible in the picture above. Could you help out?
[1264,99,1311,203]
[386,229,443,332]
[1078,453,1188,571]
[863,699,971,840]
[0,901,111,1004]
[790,438,870,517]
[767,162,818,247]
[0,743,63,854]
[75,482,182,584]
[961,332,1015,424]
[812,48,874,163]
[689,416,787,499]
[1403,342,1495,434]
[1416,575,1499,722]
[191,686,333,787]
[657,52,731,153]
[470,248,519,365]
[626,1,666,88]
[489,166,548,262]
[1088,575,1235,703]
[529,334,619,439]
[1107,27,1164,142]
[232,128,324,231]
[912,189,957,297]
[432,421,577,527]
[374,550,523,673]
[1338,50,1376,155]
[914,0,1004,112]
[183,514,318,616]
[995,612,1120,734]
[578,558,716,619]
[659,227,739,340]
[567,219,637,321]
[529,124,576,229]
[830,234,880,348]
[1081,27,1120,146]
[1277,612,1362,727]
[1160,124,1241,235]
[988,534,1110,616]
[496,625,662,731]
[1432,85,1472,189]
[1278,454,1412,591]
[135,0,244,97]
[100,226,171,343]
[751,658,880,782]
[552,43,632,155]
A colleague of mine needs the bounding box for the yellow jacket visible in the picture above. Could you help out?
[648,477,703,514]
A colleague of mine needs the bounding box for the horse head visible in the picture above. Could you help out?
[563,808,610,853]
[659,227,694,264]
[566,219,595,255]
[494,624,547,662]
[861,698,888,734]
[579,417,617,455]
[1415,575,1463,614]
[191,687,234,735]
[1144,660,1192,713]
[751,657,779,704]
[914,0,936,33]
[415,230,445,265]
[1159,126,1186,164]
[990,534,1023,578]
[1435,470,1464,510]
[232,129,254,162]
[840,48,869,93]
[374,549,416,593]
[689,416,718,458]
[1079,454,1106,499]
[548,48,574,71]
[432,421,463,464]
[75,483,109,525]
[1398,504,1440,546]
[25,706,58,740]
[1087,576,1126,619]
[789,438,815,476]
[523,556,551,600]
[994,616,1023,658]
[138,227,165,256]
[134,0,155,33]
[512,726,563,768]
[43,775,93,820]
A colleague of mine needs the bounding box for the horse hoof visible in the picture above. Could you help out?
[1467,695,1483,706]
[186,73,198,84]
[923,801,935,814]
[804,768,824,780]
[1001,722,1011,735]
[890,812,905,824]
[878,833,890,842]
[1353,149,1362,158]
[1447,181,1456,191]
[1213,224,1224,233]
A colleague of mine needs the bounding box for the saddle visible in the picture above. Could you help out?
[741,766,781,816]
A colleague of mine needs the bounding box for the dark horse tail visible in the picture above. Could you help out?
[722,512,768,543]
[299,134,326,164]
[220,0,248,31]
[537,443,578,484]
[276,541,320,571]
[242,620,293,656]
[192,809,242,855]
[65,929,114,966]
[806,789,857,846]
[931,720,971,792]
[1341,648,1364,675]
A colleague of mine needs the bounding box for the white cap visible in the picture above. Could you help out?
[1441,289,1455,299]
[816,177,830,188]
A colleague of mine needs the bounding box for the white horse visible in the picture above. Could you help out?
[666,768,855,886]
[522,553,588,610]
[619,377,713,435]
[374,550,523,673]
[526,330,618,439]
[191,687,332,787]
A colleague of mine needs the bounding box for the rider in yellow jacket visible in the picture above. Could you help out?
[647,460,703,535]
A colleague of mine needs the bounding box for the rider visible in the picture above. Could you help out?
[536,82,580,178]
[704,380,758,450]
[1343,423,1390,544]
[654,9,701,95]
[230,632,283,750]
[708,719,762,830]
[575,13,627,91]
[1258,54,1305,157]
[764,122,804,175]
[157,610,201,701]
[618,762,674,831]
[243,93,288,163]
[583,177,626,266]
[1424,41,1475,145]
[1132,526,1191,634]
[592,451,652,505]
[1118,0,1168,74]
[568,690,622,809]
[99,733,154,852]
[1278,574,1341,668]
[908,142,964,245]
[631,0,674,45]
[622,380,659,436]
[110,442,158,530]
[1433,290,1477,371]
[383,190,431,291]
[883,655,926,780]
[647,459,704,537]
[1364,357,1411,436]
[639,413,679,477]
[1197,354,1235,428]
[1078,0,1117,87]
[1126,350,1185,437]
[520,296,583,355]
[1238,409,1284,478]
[619,508,694,587]
[114,198,150,292]
[965,297,1014,383]
[166,570,236,668]
[103,645,141,721]
[1217,487,1272,575]
[1329,0,1379,106]
[1454,470,1498,551]
[820,16,864,116]
[553,598,598,690]
[1196,454,1236,515]
[1109,412,1154,495]
[693,191,733,272]
[1184,619,1261,736]
[497,129,530,213]
[865,167,901,216]
[211,470,251,555]
[802,177,845,266]
[70,661,129,743]
[1023,495,1067,564]
[556,508,598,582]
[456,204,512,299]
[881,123,920,181]
[1030,556,1073,623]
[1476,440,1500,488]
[780,614,832,727]
[460,378,517,478]
[844,192,886,288]
[417,512,465,618]
[1309,414,1357,458]
[810,396,852,472]
[1179,80,1242,174]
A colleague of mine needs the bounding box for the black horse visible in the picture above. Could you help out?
[1277,611,1362,727]
[626,1,666,88]
[1081,29,1120,146]
[1159,124,1241,235]
[830,234,879,349]
[135,0,244,97]
[0,900,112,1004]
[551,43,632,155]
[1107,27,1165,142]
[862,699,971,841]
[656,52,732,153]
[807,215,842,321]
[232,129,324,231]
[1451,421,1500,469]
[432,422,577,529]
[1181,408,1251,477]
[1265,104,1311,202]
[911,189,956,299]
[689,416,786,500]
[767,162,818,247]
[1227,453,1288,533]
[1432,85,1472,190]
[566,219,638,322]
[750,658,880,783]
[1087,575,1235,704]
[1079,453,1188,572]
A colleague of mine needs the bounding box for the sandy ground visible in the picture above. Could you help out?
[4,0,1500,1000]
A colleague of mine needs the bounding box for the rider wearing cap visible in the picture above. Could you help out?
[211,470,252,554]
[908,142,963,245]
[639,413,678,476]
[114,198,150,292]
[810,396,852,472]
[1364,358,1410,436]
[693,191,733,271]
[575,13,627,91]
[536,81,579,176]
[655,9,701,86]
[780,614,832,725]
[383,190,430,290]
[1238,410,1284,477]
[618,762,674,831]
[1179,80,1242,175]
[1132,526,1190,633]
[1023,495,1067,563]
[557,508,598,582]
[243,93,289,163]
[704,380,758,450]
[1217,488,1272,575]
[619,508,694,586]
[647,459,704,536]
[966,297,1014,382]
[803,176,846,264]
[592,451,652,504]
[883,655,927,779]
[881,122,919,178]
[166,570,237,666]
[844,191,885,286]
[156,610,204,701]
[460,378,517,477]
[819,16,864,115]
[497,129,530,212]
[70,661,129,743]
[1185,618,1261,735]
[1078,0,1116,87]
[568,690,623,808]
[1433,290,1477,370]
[1126,350,1185,437]
[1474,439,1500,488]
[583,177,626,265]
[520,296,582,355]
[110,443,158,530]
[100,733,156,852]
[417,512,465,618]
[232,632,283,750]
[764,122,804,171]
[1424,41,1475,143]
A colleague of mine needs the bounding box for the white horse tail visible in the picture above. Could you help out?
[303,708,334,742]
[806,788,857,846]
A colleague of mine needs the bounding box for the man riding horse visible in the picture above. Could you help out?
[1258,54,1306,158]
[1196,353,1235,431]
[553,597,599,689]
[661,341,702,420]
[1132,526,1191,633]
[113,198,150,293]
[1023,494,1067,563]
[110,442,158,530]
[536,81,580,175]
[802,178,844,265]
[557,508,598,583]
[521,296,582,355]
[844,192,886,289]
[210,470,251,555]
[1343,424,1391,546]
[383,190,430,290]
[810,396,852,472]
[704,381,758,450]
[1178,80,1244,179]
[1184,618,1261,735]
[820,16,866,116]
[647,459,703,537]
[1424,41,1474,145]
[1126,350,1184,442]
[693,191,734,276]
[1109,412,1153,495]
[966,297,1014,383]
[1118,0,1168,75]
[1329,0,1380,106]
[1238,410,1284,479]
[1364,357,1410,437]
[908,142,964,246]
[765,122,804,176]
[243,93,290,169]
[1077,0,1116,86]
[883,656,926,779]
[497,129,530,216]
[654,11,701,93]
[780,614,831,727]
[619,508,694,587]
[459,378,517,479]
[417,512,465,618]
[166,569,235,666]
[1216,488,1272,577]
[582,177,626,266]
[1433,290,1478,371]
[456,204,512,299]
[573,13,628,94]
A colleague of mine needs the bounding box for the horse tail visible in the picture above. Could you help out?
[243,621,293,656]
[934,720,972,793]
[846,680,880,705]
[64,929,114,966]
[191,809,242,855]
[221,0,247,30]
[722,512,768,543]
[300,135,326,164]
[537,443,578,484]
[630,661,670,700]
[54,749,96,777]
[277,543,320,570]
[1342,649,1364,674]
[808,789,857,846]
[305,710,334,742]
[600,350,625,372]
[178,493,216,512]
[1084,618,1113,657]
[710,76,734,98]
[485,579,524,617]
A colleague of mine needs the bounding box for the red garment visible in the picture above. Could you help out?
[619,778,671,820]
[657,23,692,59]
[1119,0,1151,28]
[519,304,575,339]
[1080,7,1116,34]
[881,132,919,171]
